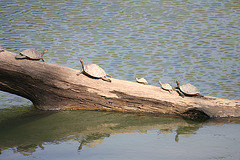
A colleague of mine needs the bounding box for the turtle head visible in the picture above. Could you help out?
[40,49,47,62]
[41,49,47,57]
[158,80,162,86]
[79,58,85,69]
[176,80,180,87]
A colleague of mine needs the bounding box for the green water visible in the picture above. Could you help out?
[0,107,240,160]
[0,0,240,159]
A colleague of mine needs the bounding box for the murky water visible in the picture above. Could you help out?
[0,108,240,160]
[0,0,240,159]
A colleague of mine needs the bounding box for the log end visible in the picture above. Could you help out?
[182,108,210,121]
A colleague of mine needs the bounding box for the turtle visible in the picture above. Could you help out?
[15,48,47,62]
[136,78,151,85]
[158,80,174,93]
[176,80,202,97]
[79,58,111,82]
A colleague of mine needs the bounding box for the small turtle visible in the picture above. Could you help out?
[158,81,174,93]
[0,46,4,52]
[15,48,47,62]
[176,80,202,97]
[79,58,111,82]
[136,78,151,85]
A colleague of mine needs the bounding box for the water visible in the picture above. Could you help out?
[0,108,240,160]
[0,0,240,159]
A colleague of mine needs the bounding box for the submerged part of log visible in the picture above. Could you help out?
[0,50,240,120]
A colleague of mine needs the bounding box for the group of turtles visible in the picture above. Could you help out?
[136,77,202,97]
[14,48,112,82]
[13,48,202,98]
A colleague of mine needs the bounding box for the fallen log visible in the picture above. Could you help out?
[0,50,240,120]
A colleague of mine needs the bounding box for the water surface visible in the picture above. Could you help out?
[0,107,240,160]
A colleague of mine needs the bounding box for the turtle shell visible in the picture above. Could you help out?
[162,83,173,90]
[159,81,172,90]
[179,83,200,95]
[18,48,42,59]
[84,64,108,78]
[136,78,149,85]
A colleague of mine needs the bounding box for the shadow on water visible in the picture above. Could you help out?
[0,107,239,156]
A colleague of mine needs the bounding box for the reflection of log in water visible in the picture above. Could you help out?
[0,109,238,154]
[78,133,110,151]
[0,50,240,121]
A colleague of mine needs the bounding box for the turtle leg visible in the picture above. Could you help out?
[196,93,204,98]
[177,89,185,98]
[102,76,111,82]
[76,70,83,76]
[15,55,27,59]
[106,73,111,78]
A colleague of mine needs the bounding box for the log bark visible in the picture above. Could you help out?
[0,50,240,120]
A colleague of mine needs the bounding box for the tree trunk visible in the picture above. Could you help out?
[0,50,240,120]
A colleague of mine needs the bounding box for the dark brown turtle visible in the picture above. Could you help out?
[176,80,202,97]
[15,48,47,62]
[79,58,111,82]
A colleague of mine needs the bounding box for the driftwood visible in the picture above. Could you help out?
[0,50,240,120]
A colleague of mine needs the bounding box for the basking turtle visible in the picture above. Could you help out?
[79,58,111,82]
[176,80,202,97]
[136,78,151,85]
[15,48,47,62]
[158,81,174,93]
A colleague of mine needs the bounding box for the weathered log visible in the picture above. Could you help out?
[0,50,240,120]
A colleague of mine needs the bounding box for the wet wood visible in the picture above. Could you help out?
[0,50,240,120]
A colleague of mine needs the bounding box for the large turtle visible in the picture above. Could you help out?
[176,80,202,97]
[158,81,173,93]
[79,58,111,82]
[136,78,151,85]
[15,48,47,62]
